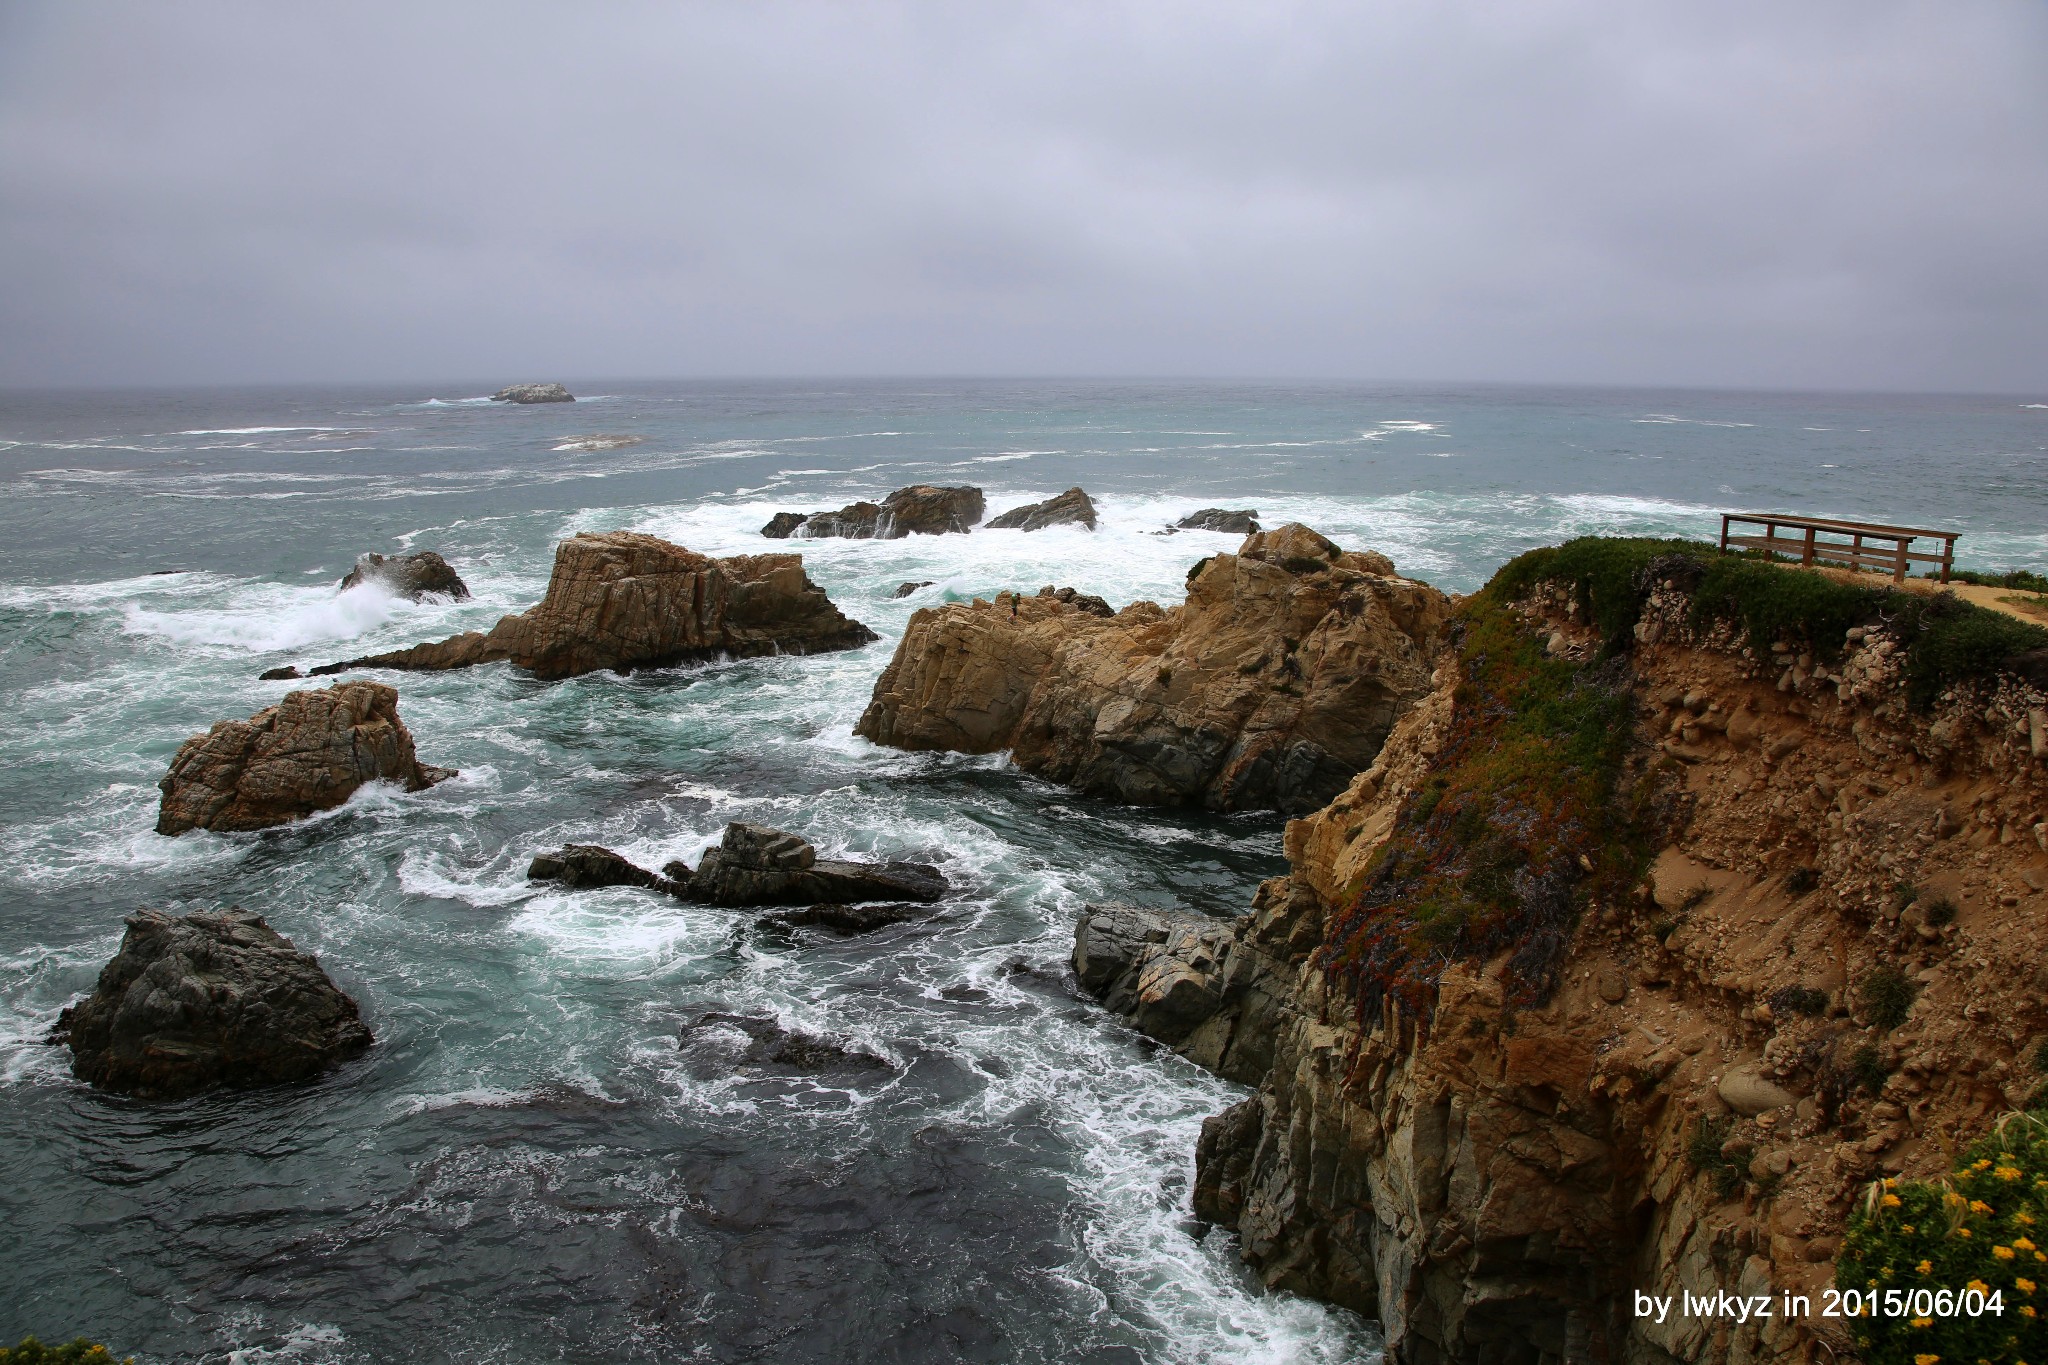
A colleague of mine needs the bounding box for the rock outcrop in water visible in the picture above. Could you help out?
[491,382,574,403]
[1074,540,2048,1365]
[311,532,875,681]
[156,680,453,835]
[526,824,947,908]
[338,550,470,601]
[856,524,1451,814]
[59,908,372,1097]
[986,486,1097,531]
[1176,508,1260,534]
[761,485,984,539]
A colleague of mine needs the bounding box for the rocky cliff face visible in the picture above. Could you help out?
[1077,559,2048,1365]
[59,909,372,1097]
[157,680,452,834]
[857,524,1452,814]
[315,531,875,680]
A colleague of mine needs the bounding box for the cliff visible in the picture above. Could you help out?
[857,524,1453,814]
[1077,538,2048,1365]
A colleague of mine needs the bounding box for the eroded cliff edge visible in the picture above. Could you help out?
[1078,539,2048,1365]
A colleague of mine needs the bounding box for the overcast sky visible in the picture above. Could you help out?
[1,1,2043,392]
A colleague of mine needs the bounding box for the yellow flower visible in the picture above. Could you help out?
[1886,1177,1900,1188]
[1956,1228,1972,1239]
[1948,1192,1969,1206]
[2022,1306,2039,1320]
[1970,1200,1995,1214]
[2020,1212,2038,1226]
[1967,1279,1990,1294]
[1903,1224,1918,1233]
[1912,1317,1934,1328]
[1974,1159,1994,1170]
[1996,1245,2018,1261]
[2020,1277,2038,1294]
[1915,1355,1939,1365]
[1885,1194,1904,1207]
[1918,1260,1935,1274]
[2016,1237,2038,1251]
[1997,1167,2024,1182]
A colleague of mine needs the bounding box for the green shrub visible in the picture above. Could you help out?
[0,1340,131,1364]
[1938,567,2048,595]
[1770,985,1830,1018]
[1851,1044,1893,1097]
[1836,1109,2048,1365]
[1923,897,1958,929]
[1686,1114,1748,1200]
[1862,966,1920,1029]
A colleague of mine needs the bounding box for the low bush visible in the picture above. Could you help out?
[1769,985,1830,1018]
[0,1341,132,1364]
[1836,1109,2048,1365]
[1938,567,2048,595]
[1862,966,1920,1030]
[1686,1114,1748,1200]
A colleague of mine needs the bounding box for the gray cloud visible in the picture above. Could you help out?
[1,0,2043,390]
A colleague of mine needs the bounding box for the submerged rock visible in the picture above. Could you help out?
[677,1011,890,1075]
[527,845,683,895]
[769,485,985,539]
[310,531,876,681]
[856,524,1451,814]
[156,681,454,835]
[491,382,574,404]
[1176,508,1260,534]
[757,902,933,935]
[553,433,644,451]
[676,822,947,907]
[338,550,470,601]
[58,908,371,1097]
[258,666,302,681]
[986,486,1097,531]
[891,581,935,598]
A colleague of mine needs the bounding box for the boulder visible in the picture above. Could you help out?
[527,845,682,895]
[761,512,807,539]
[156,681,453,835]
[857,524,1450,813]
[784,485,986,539]
[338,551,470,601]
[1035,584,1112,617]
[311,531,875,681]
[259,666,302,681]
[677,1011,890,1076]
[491,382,574,404]
[1177,508,1261,534]
[58,908,371,1097]
[987,487,1097,531]
[675,822,947,907]
[892,581,935,598]
[757,902,932,935]
[1716,1064,1797,1116]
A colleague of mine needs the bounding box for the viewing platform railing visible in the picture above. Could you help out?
[1718,513,1957,584]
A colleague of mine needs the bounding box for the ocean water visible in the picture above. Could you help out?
[0,378,2041,1364]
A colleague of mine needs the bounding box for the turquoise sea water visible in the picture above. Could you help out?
[0,379,2042,1364]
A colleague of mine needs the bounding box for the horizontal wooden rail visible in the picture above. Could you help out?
[1719,513,1957,584]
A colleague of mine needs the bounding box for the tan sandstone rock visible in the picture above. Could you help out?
[856,525,1451,813]
[157,681,451,835]
[313,531,875,681]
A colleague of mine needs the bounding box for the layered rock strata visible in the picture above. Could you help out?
[857,524,1451,814]
[313,531,875,681]
[1075,572,2048,1365]
[338,550,470,601]
[761,485,984,539]
[157,680,452,835]
[59,909,372,1097]
[986,486,1097,531]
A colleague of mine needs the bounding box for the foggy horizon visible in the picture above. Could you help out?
[3,1,2045,396]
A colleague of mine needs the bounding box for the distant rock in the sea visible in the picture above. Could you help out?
[763,485,985,540]
[57,908,371,1098]
[891,581,935,598]
[491,382,574,404]
[309,531,876,681]
[987,486,1097,531]
[156,681,454,835]
[670,822,948,907]
[338,550,470,601]
[259,666,302,681]
[857,523,1449,814]
[553,433,645,452]
[1176,508,1260,534]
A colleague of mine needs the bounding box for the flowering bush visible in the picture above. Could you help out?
[0,1341,132,1364]
[1837,1111,2048,1365]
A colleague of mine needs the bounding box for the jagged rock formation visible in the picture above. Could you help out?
[1177,508,1261,534]
[310,532,875,681]
[677,1011,891,1076]
[762,486,984,540]
[524,824,947,908]
[527,845,683,894]
[491,382,574,403]
[338,550,470,601]
[1075,551,2048,1365]
[670,822,947,907]
[58,909,372,1097]
[856,524,1451,814]
[156,681,453,835]
[757,902,933,935]
[986,486,1097,531]
[891,581,934,598]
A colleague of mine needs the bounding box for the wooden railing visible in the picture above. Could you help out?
[1718,513,1957,584]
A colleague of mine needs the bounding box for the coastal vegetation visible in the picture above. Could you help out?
[0,1341,132,1364]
